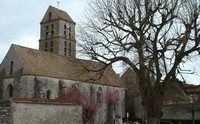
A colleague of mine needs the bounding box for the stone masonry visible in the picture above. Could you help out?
[0,99,11,124]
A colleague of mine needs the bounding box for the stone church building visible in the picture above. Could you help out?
[0,6,125,123]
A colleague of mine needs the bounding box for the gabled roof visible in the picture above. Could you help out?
[10,44,124,87]
[41,6,75,24]
[184,84,200,94]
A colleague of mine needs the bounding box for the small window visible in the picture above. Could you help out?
[69,33,71,40]
[64,47,67,55]
[97,87,103,104]
[51,31,54,37]
[45,42,48,51]
[51,24,54,30]
[47,90,51,99]
[59,80,66,90]
[90,86,95,98]
[10,61,14,75]
[46,25,48,31]
[64,41,67,55]
[50,41,53,52]
[69,42,71,56]
[64,24,67,30]
[49,12,52,20]
[64,31,66,38]
[7,84,13,98]
[46,32,48,38]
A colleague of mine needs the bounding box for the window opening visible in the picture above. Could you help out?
[50,41,53,52]
[69,42,71,56]
[6,84,13,98]
[45,42,48,51]
[51,31,54,37]
[47,90,51,99]
[46,25,48,31]
[64,31,66,38]
[51,24,54,30]
[10,61,14,75]
[97,87,103,104]
[46,32,48,38]
[59,80,66,90]
[49,12,52,20]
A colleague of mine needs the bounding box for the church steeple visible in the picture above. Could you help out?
[39,6,76,58]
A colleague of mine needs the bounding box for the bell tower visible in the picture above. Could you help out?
[39,6,76,58]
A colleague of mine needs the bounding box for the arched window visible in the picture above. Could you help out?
[97,87,103,104]
[6,84,13,98]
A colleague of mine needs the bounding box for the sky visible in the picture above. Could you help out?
[0,0,88,62]
[0,0,200,85]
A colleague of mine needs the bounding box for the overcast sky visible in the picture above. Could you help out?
[0,0,200,84]
[0,0,88,62]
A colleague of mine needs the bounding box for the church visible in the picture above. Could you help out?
[0,6,125,124]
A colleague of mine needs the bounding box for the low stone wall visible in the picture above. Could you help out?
[0,99,11,124]
[10,98,82,124]
[162,104,200,120]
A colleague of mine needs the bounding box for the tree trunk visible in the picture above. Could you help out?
[141,85,163,124]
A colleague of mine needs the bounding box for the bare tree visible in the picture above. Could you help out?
[77,0,200,124]
[58,86,100,124]
[104,88,119,122]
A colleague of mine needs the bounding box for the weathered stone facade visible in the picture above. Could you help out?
[1,75,125,123]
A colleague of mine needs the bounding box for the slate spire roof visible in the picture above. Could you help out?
[9,44,124,87]
[41,5,75,24]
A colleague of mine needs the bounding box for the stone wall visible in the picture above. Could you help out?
[10,98,82,124]
[162,104,200,120]
[2,75,125,123]
[0,99,11,124]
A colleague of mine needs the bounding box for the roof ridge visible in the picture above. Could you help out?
[49,5,75,24]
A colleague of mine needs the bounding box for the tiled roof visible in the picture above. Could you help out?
[184,84,200,93]
[48,6,75,23]
[11,44,124,87]
[12,97,79,105]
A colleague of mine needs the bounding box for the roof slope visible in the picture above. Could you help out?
[12,44,124,87]
[41,6,75,24]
